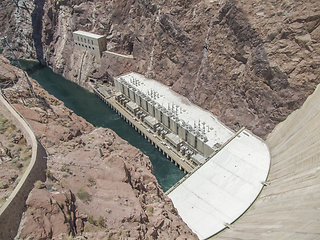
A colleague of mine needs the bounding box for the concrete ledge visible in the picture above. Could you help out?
[0,94,47,240]
[103,51,134,59]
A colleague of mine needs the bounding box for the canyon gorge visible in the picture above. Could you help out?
[0,0,319,239]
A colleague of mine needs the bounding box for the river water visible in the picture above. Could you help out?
[21,61,185,192]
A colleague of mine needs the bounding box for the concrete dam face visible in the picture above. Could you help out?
[215,85,320,239]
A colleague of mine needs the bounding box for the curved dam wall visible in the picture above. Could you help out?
[0,94,47,240]
[214,84,320,239]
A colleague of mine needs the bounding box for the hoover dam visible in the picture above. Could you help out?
[0,0,319,235]
[214,83,320,239]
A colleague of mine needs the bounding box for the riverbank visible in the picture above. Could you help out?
[0,55,197,239]
[20,60,185,192]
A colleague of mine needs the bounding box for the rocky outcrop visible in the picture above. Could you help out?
[1,0,319,138]
[0,113,31,209]
[17,189,80,239]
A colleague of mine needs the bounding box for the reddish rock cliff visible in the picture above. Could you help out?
[1,0,319,138]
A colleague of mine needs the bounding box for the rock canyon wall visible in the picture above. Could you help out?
[2,0,319,138]
[1,0,320,239]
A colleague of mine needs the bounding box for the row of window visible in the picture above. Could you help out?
[75,42,95,50]
[77,36,94,45]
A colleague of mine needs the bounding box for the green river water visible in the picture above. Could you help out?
[21,61,185,192]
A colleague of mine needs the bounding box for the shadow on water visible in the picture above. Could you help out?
[21,61,185,192]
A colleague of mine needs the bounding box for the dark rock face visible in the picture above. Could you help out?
[221,0,261,47]
[1,0,319,139]
[220,1,289,91]
[160,14,190,44]
[252,46,289,91]
[252,46,274,80]
[31,0,45,65]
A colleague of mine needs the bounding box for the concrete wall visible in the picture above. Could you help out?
[114,78,121,92]
[141,98,147,111]
[178,125,187,141]
[203,143,214,158]
[188,131,196,148]
[97,37,107,52]
[0,94,47,240]
[196,137,204,155]
[155,107,161,122]
[162,112,169,127]
[123,85,129,97]
[147,102,154,116]
[214,84,320,239]
[135,92,141,105]
[128,88,135,102]
[170,118,178,134]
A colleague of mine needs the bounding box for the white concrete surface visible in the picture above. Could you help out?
[116,72,234,148]
[73,30,105,39]
[115,72,270,239]
[215,84,320,240]
[169,130,270,239]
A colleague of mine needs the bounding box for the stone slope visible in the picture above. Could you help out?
[0,112,32,209]
[214,83,320,239]
[0,56,197,239]
[1,0,319,138]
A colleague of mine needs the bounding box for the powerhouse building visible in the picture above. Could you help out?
[114,72,235,164]
[73,30,106,58]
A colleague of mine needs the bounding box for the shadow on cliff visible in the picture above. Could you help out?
[31,0,45,65]
[219,0,289,91]
[19,58,46,75]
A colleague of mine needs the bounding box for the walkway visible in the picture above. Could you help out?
[103,51,134,59]
[0,94,47,239]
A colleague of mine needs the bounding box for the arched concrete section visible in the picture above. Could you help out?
[214,85,320,239]
[169,129,270,239]
[0,94,47,240]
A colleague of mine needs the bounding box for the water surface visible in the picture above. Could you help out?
[21,61,185,192]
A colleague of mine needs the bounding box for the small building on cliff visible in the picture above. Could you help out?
[73,31,106,58]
